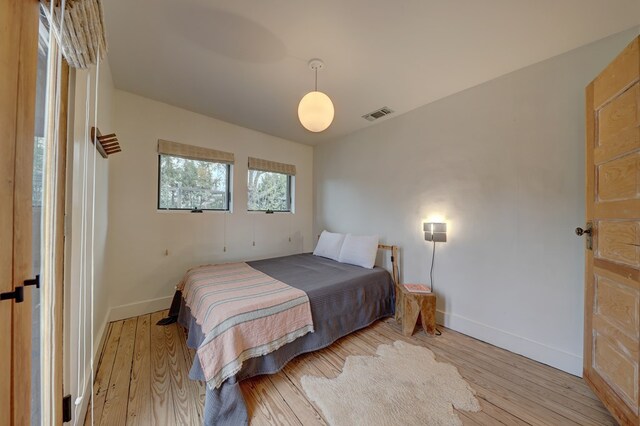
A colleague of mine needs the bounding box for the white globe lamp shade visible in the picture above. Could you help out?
[298,91,334,132]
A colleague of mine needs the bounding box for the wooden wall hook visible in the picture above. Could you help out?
[91,127,121,158]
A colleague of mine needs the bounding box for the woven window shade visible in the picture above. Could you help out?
[158,139,235,164]
[248,157,296,176]
[41,0,108,69]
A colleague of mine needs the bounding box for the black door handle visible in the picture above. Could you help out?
[575,227,592,236]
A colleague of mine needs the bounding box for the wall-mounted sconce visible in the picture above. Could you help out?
[424,222,447,242]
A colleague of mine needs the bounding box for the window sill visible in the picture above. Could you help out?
[156,209,231,214]
[247,210,294,214]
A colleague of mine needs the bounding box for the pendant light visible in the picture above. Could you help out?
[298,58,334,132]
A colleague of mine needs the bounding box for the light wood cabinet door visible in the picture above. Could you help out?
[584,36,640,426]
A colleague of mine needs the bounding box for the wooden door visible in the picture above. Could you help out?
[584,36,640,426]
[0,0,53,424]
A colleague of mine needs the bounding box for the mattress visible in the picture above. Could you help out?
[177,252,396,425]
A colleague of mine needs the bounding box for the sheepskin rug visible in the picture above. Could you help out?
[301,340,480,426]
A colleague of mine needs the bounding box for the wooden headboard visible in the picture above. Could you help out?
[377,244,400,286]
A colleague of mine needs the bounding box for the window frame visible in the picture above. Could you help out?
[156,154,232,212]
[247,171,293,213]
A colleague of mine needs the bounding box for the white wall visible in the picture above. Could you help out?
[104,91,314,319]
[314,27,640,376]
[64,59,114,420]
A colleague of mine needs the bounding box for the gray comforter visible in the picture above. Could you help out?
[177,253,395,425]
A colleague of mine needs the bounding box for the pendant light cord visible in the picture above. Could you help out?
[314,67,318,91]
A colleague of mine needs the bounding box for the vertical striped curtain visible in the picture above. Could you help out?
[40,0,107,69]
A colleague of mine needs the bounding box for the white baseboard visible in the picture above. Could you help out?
[436,310,583,376]
[108,295,173,322]
[73,312,110,424]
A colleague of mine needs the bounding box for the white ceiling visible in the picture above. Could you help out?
[103,0,640,145]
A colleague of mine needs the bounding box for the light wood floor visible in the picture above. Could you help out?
[85,310,615,425]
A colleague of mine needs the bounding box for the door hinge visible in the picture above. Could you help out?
[0,286,24,303]
[62,394,72,422]
[0,275,40,303]
[1,275,40,303]
[24,274,40,289]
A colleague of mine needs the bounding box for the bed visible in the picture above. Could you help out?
[176,248,398,425]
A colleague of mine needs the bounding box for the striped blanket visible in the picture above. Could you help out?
[178,262,314,389]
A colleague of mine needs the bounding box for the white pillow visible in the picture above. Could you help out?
[313,231,346,261]
[338,234,379,269]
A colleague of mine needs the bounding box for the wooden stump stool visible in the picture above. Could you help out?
[396,284,436,336]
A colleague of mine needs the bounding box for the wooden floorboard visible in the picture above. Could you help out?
[127,314,152,425]
[84,321,121,426]
[370,322,584,426]
[87,312,615,425]
[177,326,206,422]
[166,315,202,425]
[149,310,176,425]
[100,317,138,425]
[406,327,613,424]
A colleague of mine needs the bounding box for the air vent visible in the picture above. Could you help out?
[362,107,394,121]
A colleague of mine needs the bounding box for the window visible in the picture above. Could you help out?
[247,157,296,212]
[247,170,292,212]
[158,154,231,210]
